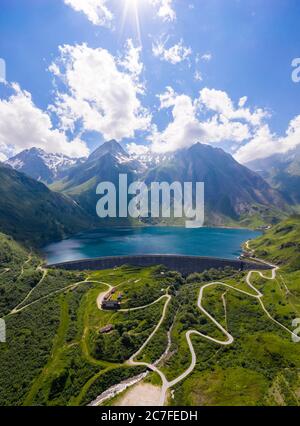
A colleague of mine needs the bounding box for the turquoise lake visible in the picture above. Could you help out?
[44,227,261,264]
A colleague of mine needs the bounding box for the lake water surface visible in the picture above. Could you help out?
[44,227,261,264]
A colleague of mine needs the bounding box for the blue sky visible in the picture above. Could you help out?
[0,0,299,163]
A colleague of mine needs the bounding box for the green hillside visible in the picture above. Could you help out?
[249,215,300,271]
[0,164,95,247]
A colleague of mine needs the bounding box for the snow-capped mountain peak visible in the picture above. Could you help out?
[5,147,86,184]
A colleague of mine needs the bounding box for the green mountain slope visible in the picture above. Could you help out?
[0,163,94,247]
[249,215,300,271]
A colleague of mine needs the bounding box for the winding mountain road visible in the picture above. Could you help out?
[3,248,297,407]
[10,265,48,314]
[95,256,299,406]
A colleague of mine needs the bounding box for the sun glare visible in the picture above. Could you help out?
[121,0,144,45]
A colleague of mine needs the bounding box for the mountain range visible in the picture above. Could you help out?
[1,140,292,244]
[9,141,290,223]
[5,147,85,184]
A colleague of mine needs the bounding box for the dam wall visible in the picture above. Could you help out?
[48,254,271,276]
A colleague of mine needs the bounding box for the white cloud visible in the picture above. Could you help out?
[118,39,143,80]
[196,52,212,63]
[152,86,300,162]
[64,0,113,27]
[151,92,203,152]
[194,70,203,82]
[48,62,60,77]
[0,84,88,159]
[126,142,149,156]
[65,0,176,26]
[199,88,268,126]
[201,53,212,62]
[158,86,177,109]
[150,0,176,22]
[49,42,151,142]
[238,96,248,108]
[235,116,300,163]
[152,39,192,64]
[150,87,267,153]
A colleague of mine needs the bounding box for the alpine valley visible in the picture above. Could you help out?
[2,143,300,408]
[1,0,300,410]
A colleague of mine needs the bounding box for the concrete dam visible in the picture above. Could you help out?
[49,254,271,276]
